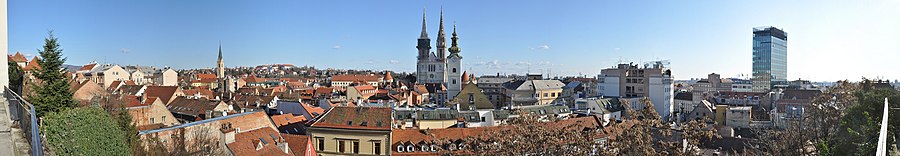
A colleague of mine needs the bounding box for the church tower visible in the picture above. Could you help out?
[416,8,432,83]
[446,23,463,99]
[216,44,225,79]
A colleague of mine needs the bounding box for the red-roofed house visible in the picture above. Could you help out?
[330,74,383,89]
[9,51,27,67]
[270,113,308,134]
[225,128,292,156]
[127,96,179,130]
[283,134,317,156]
[138,111,278,155]
[69,80,108,104]
[309,107,392,155]
[143,86,184,104]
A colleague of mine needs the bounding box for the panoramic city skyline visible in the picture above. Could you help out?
[8,0,900,81]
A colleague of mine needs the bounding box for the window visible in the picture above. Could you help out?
[543,93,548,97]
[150,118,155,124]
[353,141,360,154]
[161,116,166,123]
[374,142,382,155]
[338,140,346,153]
[481,117,486,122]
[452,68,457,73]
[397,145,404,153]
[407,145,415,152]
[317,138,325,151]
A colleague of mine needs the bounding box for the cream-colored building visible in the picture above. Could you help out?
[128,97,179,129]
[725,106,752,128]
[503,79,565,107]
[309,107,392,155]
[83,64,130,88]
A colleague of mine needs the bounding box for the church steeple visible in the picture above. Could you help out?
[216,43,225,79]
[419,7,428,39]
[449,22,461,54]
[435,6,447,61]
[416,7,432,61]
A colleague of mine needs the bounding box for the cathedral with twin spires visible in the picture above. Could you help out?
[416,7,464,101]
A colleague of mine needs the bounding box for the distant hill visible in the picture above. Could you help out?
[63,64,81,72]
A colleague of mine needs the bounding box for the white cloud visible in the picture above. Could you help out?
[614,48,621,51]
[530,44,550,50]
[120,48,130,54]
[389,60,399,64]
[332,45,342,49]
[366,59,375,64]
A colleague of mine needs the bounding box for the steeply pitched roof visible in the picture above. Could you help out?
[311,107,392,131]
[22,57,41,71]
[144,86,179,104]
[282,134,316,156]
[9,52,27,62]
[226,128,292,156]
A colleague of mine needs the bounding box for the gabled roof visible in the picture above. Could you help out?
[166,97,223,117]
[282,134,316,156]
[311,106,392,131]
[22,57,41,71]
[117,85,146,95]
[195,73,217,80]
[144,86,180,104]
[300,103,325,118]
[9,52,27,62]
[79,63,98,71]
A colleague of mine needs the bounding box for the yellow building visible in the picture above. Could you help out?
[309,107,392,155]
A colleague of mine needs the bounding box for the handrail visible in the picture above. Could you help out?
[5,87,44,156]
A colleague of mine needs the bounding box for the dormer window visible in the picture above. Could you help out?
[407,145,415,152]
[397,145,404,152]
[421,144,428,151]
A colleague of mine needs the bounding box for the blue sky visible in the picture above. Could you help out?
[8,0,900,81]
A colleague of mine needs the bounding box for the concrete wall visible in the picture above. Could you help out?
[1,0,8,89]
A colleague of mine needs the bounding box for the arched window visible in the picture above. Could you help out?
[397,145,404,153]
[430,144,437,151]
[421,144,428,151]
[407,145,415,152]
[452,68,457,73]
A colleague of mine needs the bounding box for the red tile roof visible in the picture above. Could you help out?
[300,103,325,118]
[282,134,317,156]
[183,88,215,98]
[79,63,97,71]
[226,128,292,156]
[311,107,392,131]
[270,114,308,127]
[9,52,27,62]
[195,73,217,80]
[22,57,41,71]
[143,86,180,104]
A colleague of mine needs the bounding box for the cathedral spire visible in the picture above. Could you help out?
[435,6,447,60]
[419,7,428,39]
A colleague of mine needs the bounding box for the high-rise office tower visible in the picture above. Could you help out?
[752,26,787,92]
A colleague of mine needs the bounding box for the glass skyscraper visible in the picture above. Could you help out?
[752,26,787,92]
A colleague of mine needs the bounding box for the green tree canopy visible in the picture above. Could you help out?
[41,107,130,156]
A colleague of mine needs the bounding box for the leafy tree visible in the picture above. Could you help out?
[41,107,130,156]
[30,31,77,117]
[461,111,602,155]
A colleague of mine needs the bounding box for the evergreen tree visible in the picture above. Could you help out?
[8,61,23,94]
[30,31,77,117]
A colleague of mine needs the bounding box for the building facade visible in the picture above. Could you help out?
[751,26,787,92]
[597,61,674,120]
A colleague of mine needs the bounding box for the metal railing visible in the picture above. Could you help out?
[5,87,44,156]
